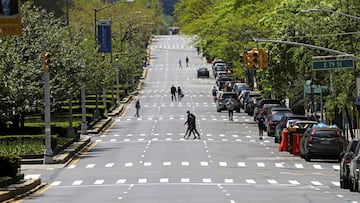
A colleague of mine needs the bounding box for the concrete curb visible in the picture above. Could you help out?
[0,179,43,203]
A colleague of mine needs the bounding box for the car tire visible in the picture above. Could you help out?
[274,136,278,143]
[217,109,221,112]
[343,177,350,189]
[304,153,311,162]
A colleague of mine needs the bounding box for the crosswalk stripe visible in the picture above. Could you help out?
[237,162,246,167]
[257,162,265,167]
[144,162,152,166]
[86,164,95,168]
[246,179,256,184]
[116,179,126,184]
[275,163,284,168]
[219,162,227,167]
[203,178,212,183]
[267,179,278,184]
[181,162,189,166]
[200,161,208,166]
[67,165,76,169]
[105,163,114,168]
[125,163,133,167]
[138,178,147,183]
[332,181,340,187]
[181,178,190,183]
[313,165,323,169]
[51,181,61,186]
[160,178,169,183]
[333,165,340,171]
[289,180,300,185]
[72,180,82,186]
[163,162,171,166]
[94,180,104,185]
[224,179,234,183]
[24,174,41,180]
[295,163,304,169]
[311,181,322,186]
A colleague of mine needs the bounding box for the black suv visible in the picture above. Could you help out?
[300,127,344,162]
[349,141,360,191]
[216,91,240,112]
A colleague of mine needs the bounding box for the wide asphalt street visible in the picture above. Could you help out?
[20,35,359,203]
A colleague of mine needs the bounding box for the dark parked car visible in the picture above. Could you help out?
[274,113,309,143]
[300,126,344,162]
[349,142,360,192]
[253,99,283,121]
[216,76,233,90]
[197,67,210,78]
[244,93,262,116]
[340,140,359,189]
[266,108,292,137]
[216,91,240,112]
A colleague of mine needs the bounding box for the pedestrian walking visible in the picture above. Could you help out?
[257,113,265,140]
[226,99,235,121]
[177,86,183,101]
[185,56,189,67]
[135,98,140,117]
[212,86,218,103]
[183,111,200,139]
[179,59,182,68]
[171,85,177,101]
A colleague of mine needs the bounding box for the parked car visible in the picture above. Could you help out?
[300,125,344,162]
[234,83,251,95]
[216,91,240,112]
[215,70,228,78]
[274,113,309,143]
[197,67,210,78]
[216,76,233,90]
[212,59,225,69]
[244,92,262,116]
[253,99,283,121]
[266,108,293,137]
[348,141,360,192]
[340,140,359,189]
[212,64,227,76]
[238,90,251,109]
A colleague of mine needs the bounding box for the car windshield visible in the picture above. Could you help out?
[223,94,237,99]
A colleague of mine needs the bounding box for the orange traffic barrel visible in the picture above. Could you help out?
[278,129,289,151]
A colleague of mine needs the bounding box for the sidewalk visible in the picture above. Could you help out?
[0,68,148,202]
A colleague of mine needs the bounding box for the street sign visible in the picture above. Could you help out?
[97,20,112,53]
[312,59,354,71]
[357,97,360,106]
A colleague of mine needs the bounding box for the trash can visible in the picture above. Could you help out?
[278,129,288,152]
[292,133,301,155]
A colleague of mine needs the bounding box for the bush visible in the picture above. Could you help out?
[0,154,21,177]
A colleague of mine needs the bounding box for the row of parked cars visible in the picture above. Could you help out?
[204,59,360,193]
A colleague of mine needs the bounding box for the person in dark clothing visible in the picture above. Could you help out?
[171,85,177,101]
[135,99,140,117]
[185,56,189,67]
[177,86,183,101]
[257,113,265,140]
[183,111,200,139]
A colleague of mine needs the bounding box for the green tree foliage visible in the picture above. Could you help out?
[175,0,359,122]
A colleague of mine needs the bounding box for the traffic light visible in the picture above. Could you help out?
[240,52,247,67]
[259,49,269,69]
[44,52,51,65]
[246,49,259,69]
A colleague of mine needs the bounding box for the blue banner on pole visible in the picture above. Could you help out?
[97,20,112,53]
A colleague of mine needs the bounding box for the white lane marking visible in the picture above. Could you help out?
[333,165,340,171]
[144,162,152,166]
[224,179,234,183]
[67,165,76,169]
[246,179,256,184]
[110,139,116,142]
[72,180,83,186]
[313,164,323,170]
[105,163,114,168]
[138,178,147,183]
[267,179,278,184]
[203,178,212,183]
[237,162,246,167]
[332,181,340,187]
[51,181,61,186]
[201,161,209,166]
[257,162,265,167]
[311,181,323,186]
[219,162,227,167]
[181,178,190,183]
[160,178,169,183]
[182,162,189,166]
[289,180,300,185]
[94,179,104,185]
[125,163,133,167]
[295,163,304,169]
[275,163,284,168]
[116,179,127,184]
[163,162,171,166]
[86,164,95,169]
